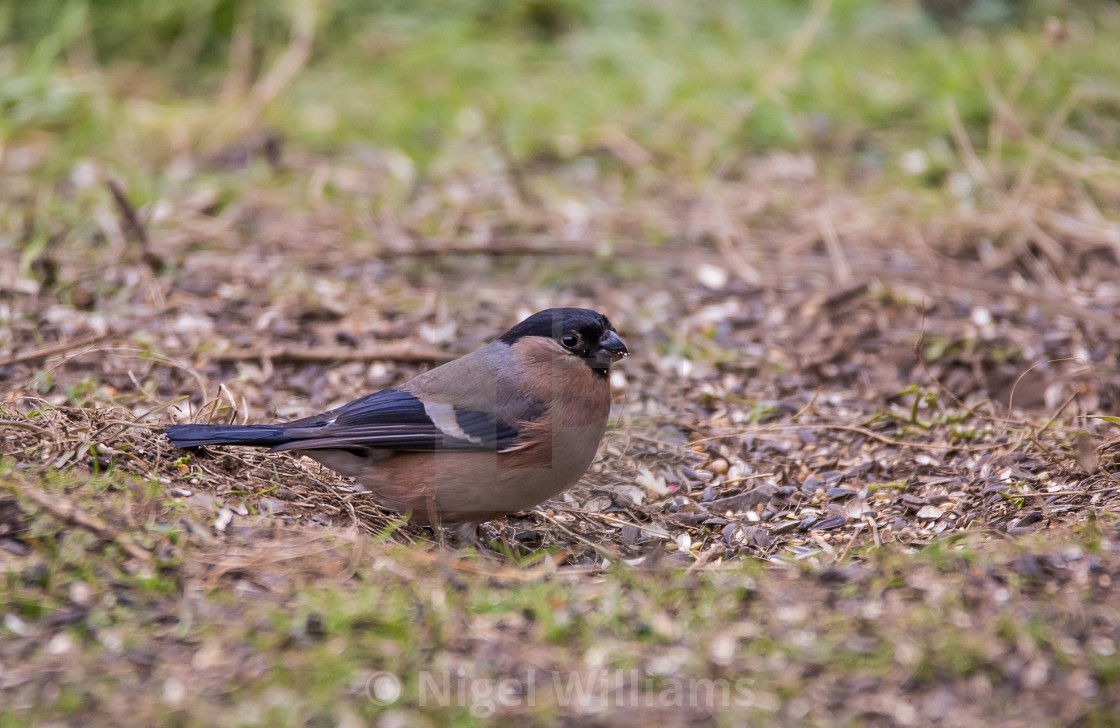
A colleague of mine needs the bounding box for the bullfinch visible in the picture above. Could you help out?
[164,308,629,525]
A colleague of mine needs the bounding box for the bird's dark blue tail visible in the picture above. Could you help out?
[164,424,289,448]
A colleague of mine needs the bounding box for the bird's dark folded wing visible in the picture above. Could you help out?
[270,387,524,453]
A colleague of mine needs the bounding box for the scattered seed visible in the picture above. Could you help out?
[811,515,847,531]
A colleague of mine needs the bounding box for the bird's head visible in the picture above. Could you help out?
[499,308,629,375]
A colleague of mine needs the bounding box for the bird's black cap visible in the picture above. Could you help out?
[498,308,614,345]
[499,308,627,374]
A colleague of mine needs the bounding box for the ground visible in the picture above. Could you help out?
[3,1,1120,726]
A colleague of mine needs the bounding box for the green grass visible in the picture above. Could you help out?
[5,463,1120,725]
[4,1,1120,724]
[4,1,1119,182]
[2,0,1117,289]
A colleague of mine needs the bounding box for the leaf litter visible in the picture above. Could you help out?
[3,126,1120,725]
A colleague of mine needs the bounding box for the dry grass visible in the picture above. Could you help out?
[4,1,1120,724]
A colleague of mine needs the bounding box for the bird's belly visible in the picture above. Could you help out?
[359,419,606,523]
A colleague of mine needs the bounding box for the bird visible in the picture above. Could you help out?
[164,308,628,526]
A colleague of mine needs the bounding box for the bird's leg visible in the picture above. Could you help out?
[425,493,447,548]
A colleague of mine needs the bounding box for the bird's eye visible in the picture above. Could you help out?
[561,333,580,349]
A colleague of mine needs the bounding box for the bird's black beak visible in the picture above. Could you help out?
[596,330,629,365]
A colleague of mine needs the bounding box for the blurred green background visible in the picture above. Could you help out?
[3,0,1117,180]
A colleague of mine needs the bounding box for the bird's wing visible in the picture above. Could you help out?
[269,387,526,453]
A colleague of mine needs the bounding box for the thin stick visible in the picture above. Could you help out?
[298,243,1117,329]
[13,483,152,562]
[836,524,865,561]
[0,420,54,437]
[535,509,619,563]
[581,512,673,538]
[816,207,851,285]
[945,97,997,190]
[0,332,110,368]
[1005,357,1081,425]
[400,548,591,581]
[714,231,763,286]
[756,0,834,103]
[104,178,150,248]
[866,514,882,548]
[203,1,315,154]
[105,178,163,272]
[1022,487,1120,498]
[689,423,1007,453]
[685,545,721,573]
[1037,391,1078,439]
[1010,88,1080,203]
[203,344,457,365]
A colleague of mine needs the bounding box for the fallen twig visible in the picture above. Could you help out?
[836,523,865,561]
[200,344,458,365]
[685,544,722,572]
[105,178,163,271]
[0,332,110,368]
[13,483,152,563]
[689,423,1010,453]
[535,509,620,563]
[399,547,580,582]
[307,242,1116,329]
[202,1,315,154]
[0,420,54,437]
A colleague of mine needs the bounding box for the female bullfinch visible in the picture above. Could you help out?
[165,308,628,525]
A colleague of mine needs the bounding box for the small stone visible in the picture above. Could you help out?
[916,505,943,520]
[709,633,736,666]
[260,499,285,513]
[69,581,93,606]
[163,677,186,706]
[47,632,74,655]
[4,614,27,635]
[214,508,234,532]
[695,263,729,290]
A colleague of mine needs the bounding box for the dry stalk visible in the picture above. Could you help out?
[202,0,316,154]
[816,207,851,285]
[11,482,152,563]
[202,344,457,366]
[0,332,110,368]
